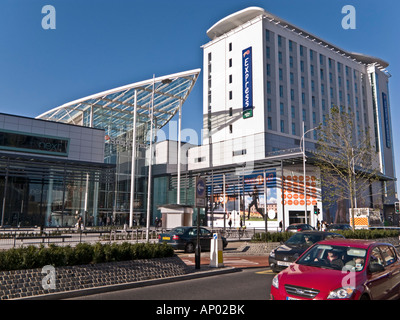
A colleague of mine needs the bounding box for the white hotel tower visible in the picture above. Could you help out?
[187,7,397,226]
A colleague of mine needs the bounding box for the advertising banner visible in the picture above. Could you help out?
[242,47,253,119]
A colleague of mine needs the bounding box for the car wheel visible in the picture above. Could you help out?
[359,294,370,300]
[185,242,195,253]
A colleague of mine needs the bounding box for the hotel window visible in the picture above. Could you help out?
[310,65,314,76]
[229,74,233,83]
[300,45,304,56]
[311,80,315,92]
[301,76,305,89]
[267,99,272,112]
[229,91,233,100]
[302,93,306,104]
[266,46,271,59]
[266,30,270,41]
[279,68,283,81]
[300,61,304,72]
[322,99,326,110]
[268,117,272,130]
[289,40,293,51]
[290,72,294,84]
[229,42,232,52]
[229,124,233,134]
[233,149,247,156]
[229,107,233,116]
[329,58,333,69]
[329,72,333,84]
[320,54,324,65]
[279,85,284,98]
[229,58,233,68]
[267,64,271,76]
[313,112,316,124]
[278,35,282,47]
[290,56,294,68]
[312,96,316,108]
[337,62,341,73]
[302,109,306,121]
[280,120,285,133]
[320,69,324,80]
[278,52,283,64]
[321,83,325,95]
[291,89,295,101]
[280,103,284,115]
[338,76,342,87]
[310,50,314,61]
[292,122,296,135]
[267,81,271,94]
[291,106,295,118]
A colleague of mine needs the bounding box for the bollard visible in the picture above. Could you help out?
[209,233,224,268]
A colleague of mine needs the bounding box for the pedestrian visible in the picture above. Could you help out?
[279,220,283,232]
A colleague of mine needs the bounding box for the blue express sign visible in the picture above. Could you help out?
[242,47,253,119]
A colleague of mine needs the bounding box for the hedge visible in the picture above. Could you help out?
[0,242,174,271]
[251,229,399,243]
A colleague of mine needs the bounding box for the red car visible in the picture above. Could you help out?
[270,239,400,300]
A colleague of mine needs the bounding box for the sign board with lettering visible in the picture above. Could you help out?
[242,46,253,119]
[0,129,69,157]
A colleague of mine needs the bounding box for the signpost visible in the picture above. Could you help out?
[195,176,206,269]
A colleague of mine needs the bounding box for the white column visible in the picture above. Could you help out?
[177,100,182,204]
[129,90,138,228]
[146,76,155,241]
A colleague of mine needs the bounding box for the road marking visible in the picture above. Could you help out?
[256,269,275,274]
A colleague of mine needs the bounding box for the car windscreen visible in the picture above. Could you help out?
[171,227,186,235]
[297,244,367,271]
[285,233,322,246]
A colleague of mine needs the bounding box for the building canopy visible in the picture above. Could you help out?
[37,69,201,137]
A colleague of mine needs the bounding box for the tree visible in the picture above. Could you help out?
[312,105,384,230]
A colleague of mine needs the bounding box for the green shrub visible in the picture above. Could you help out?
[0,242,175,271]
[251,232,293,243]
[251,229,399,243]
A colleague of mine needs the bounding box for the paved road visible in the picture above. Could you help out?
[67,267,275,300]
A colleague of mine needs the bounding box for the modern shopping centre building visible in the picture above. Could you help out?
[0,7,397,229]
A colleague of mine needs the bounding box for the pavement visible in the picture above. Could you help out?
[177,241,270,269]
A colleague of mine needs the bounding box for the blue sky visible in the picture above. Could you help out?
[0,0,399,192]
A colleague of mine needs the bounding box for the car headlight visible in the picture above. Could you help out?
[272,275,279,289]
[269,250,275,259]
[327,287,355,299]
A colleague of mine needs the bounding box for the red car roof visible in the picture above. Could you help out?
[316,238,383,249]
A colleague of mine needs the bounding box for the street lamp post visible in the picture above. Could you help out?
[300,121,318,225]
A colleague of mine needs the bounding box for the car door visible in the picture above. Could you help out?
[200,228,213,250]
[366,246,393,300]
[378,245,400,299]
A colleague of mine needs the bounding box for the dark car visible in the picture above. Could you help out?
[325,223,352,231]
[286,223,315,232]
[268,231,344,272]
[158,226,227,253]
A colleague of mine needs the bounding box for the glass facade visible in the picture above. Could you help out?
[0,154,114,227]
[37,70,201,227]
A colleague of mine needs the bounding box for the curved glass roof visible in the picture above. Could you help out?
[36,69,201,137]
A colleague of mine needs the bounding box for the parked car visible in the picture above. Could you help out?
[269,231,344,272]
[286,223,315,232]
[158,226,227,253]
[325,223,352,231]
[270,239,400,300]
